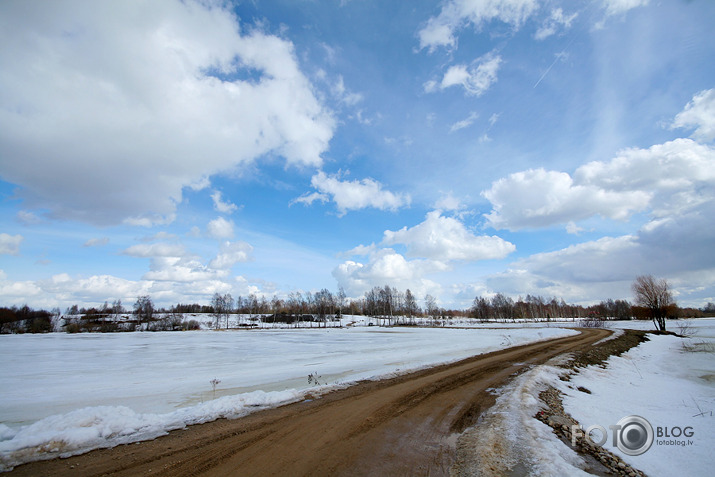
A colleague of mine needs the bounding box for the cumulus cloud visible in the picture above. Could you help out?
[485,196,715,306]
[418,0,538,51]
[0,234,23,256]
[294,171,410,216]
[45,273,150,304]
[672,88,715,142]
[383,211,515,262]
[477,92,715,306]
[0,277,44,301]
[565,221,584,235]
[335,211,515,299]
[483,137,715,230]
[425,54,502,97]
[0,235,269,308]
[206,217,235,239]
[575,139,715,217]
[0,0,334,225]
[211,191,239,215]
[483,168,650,230]
[209,241,254,269]
[332,249,445,299]
[143,257,226,283]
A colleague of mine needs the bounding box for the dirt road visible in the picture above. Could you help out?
[9,328,610,477]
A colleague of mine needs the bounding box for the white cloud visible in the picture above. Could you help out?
[418,0,538,52]
[335,211,515,301]
[565,222,584,235]
[449,111,479,133]
[383,211,515,262]
[206,217,235,239]
[0,278,47,302]
[294,171,410,216]
[483,168,650,230]
[534,8,577,40]
[484,136,715,230]
[45,273,150,304]
[0,0,334,226]
[601,0,650,16]
[0,234,23,255]
[209,241,254,269]
[332,75,363,106]
[575,139,715,218]
[144,257,226,283]
[332,249,445,299]
[342,243,377,257]
[428,53,502,97]
[433,192,466,213]
[485,197,715,307]
[211,191,239,215]
[83,237,110,247]
[672,88,715,142]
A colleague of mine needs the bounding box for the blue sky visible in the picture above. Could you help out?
[1,0,714,310]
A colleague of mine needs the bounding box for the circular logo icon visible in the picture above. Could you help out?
[616,415,654,456]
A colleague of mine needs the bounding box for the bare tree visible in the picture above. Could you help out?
[632,275,674,331]
[336,287,346,321]
[314,289,336,327]
[425,294,438,325]
[111,299,124,322]
[211,293,234,329]
[134,295,154,327]
[404,289,417,324]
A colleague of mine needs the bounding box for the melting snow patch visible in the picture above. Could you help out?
[0,389,303,472]
[454,355,592,476]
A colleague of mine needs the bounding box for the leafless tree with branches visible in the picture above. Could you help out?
[632,275,675,331]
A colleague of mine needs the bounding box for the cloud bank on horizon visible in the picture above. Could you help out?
[1,0,714,310]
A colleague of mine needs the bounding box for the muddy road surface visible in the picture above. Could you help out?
[9,328,610,477]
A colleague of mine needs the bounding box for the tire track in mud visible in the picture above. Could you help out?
[8,328,610,477]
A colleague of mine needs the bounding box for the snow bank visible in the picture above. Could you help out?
[558,322,715,476]
[0,389,303,471]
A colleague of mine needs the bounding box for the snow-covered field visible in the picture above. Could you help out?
[561,319,715,476]
[0,325,574,471]
[461,318,715,476]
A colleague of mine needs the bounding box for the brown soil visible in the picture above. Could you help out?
[567,329,650,369]
[7,328,611,477]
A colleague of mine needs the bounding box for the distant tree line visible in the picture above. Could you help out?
[0,306,57,334]
[1,275,708,334]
